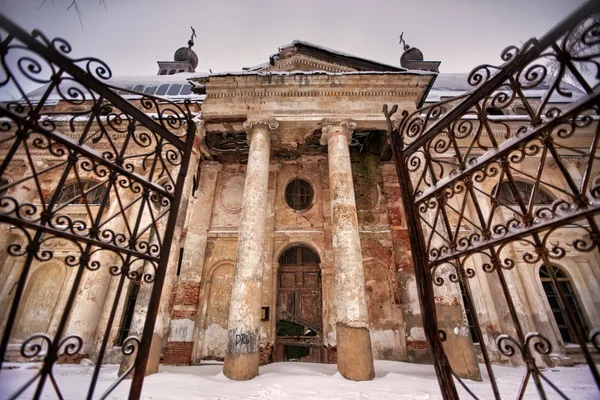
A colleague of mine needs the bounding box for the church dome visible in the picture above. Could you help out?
[400,47,424,68]
[174,40,198,70]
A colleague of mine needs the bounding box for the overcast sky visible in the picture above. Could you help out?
[0,0,589,77]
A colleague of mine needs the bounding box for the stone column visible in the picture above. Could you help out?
[320,120,375,381]
[66,187,133,360]
[223,119,278,381]
[119,127,201,377]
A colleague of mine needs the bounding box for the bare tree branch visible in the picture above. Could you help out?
[39,0,108,30]
[66,0,84,30]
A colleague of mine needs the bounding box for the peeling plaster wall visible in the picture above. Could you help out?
[178,154,410,365]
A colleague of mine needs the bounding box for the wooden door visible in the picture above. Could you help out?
[275,246,323,363]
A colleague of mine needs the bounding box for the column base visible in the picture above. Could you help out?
[223,351,260,380]
[336,323,375,381]
[118,333,162,378]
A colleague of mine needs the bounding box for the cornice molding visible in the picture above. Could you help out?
[206,90,420,99]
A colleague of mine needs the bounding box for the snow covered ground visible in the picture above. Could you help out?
[1,360,598,399]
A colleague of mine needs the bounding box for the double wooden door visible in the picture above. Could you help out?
[275,247,324,363]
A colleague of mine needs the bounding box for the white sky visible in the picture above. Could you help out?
[0,0,589,77]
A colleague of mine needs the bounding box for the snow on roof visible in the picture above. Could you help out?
[284,40,406,71]
[426,73,585,102]
[25,73,207,102]
[197,69,436,79]
[242,40,406,72]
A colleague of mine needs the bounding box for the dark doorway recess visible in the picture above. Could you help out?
[276,245,324,363]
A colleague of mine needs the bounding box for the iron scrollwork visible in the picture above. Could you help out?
[0,14,196,399]
[385,1,600,398]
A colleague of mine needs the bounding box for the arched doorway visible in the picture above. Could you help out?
[275,245,323,363]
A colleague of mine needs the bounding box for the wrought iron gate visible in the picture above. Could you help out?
[0,15,195,399]
[385,1,600,398]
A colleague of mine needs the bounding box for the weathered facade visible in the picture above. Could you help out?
[1,36,598,384]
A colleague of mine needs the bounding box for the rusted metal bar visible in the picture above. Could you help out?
[384,104,460,399]
[128,124,195,398]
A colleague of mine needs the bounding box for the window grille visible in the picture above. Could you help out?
[285,179,313,211]
[539,265,589,344]
[279,245,319,265]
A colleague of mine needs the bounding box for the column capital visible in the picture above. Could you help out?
[194,119,206,135]
[243,119,279,144]
[202,161,223,171]
[269,162,282,172]
[319,119,357,145]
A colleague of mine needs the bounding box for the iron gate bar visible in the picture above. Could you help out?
[385,0,600,398]
[0,14,196,399]
[413,92,600,207]
[130,124,194,399]
[0,14,186,151]
[385,102,460,399]
[398,0,600,158]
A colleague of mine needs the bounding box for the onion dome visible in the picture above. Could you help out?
[174,26,198,70]
[399,32,424,68]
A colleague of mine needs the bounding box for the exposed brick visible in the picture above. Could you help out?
[174,281,201,306]
[407,340,429,350]
[171,310,197,319]
[259,343,274,366]
[163,341,193,365]
[327,345,337,364]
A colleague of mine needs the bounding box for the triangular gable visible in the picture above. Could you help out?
[245,40,405,73]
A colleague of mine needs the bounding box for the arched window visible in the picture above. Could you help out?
[117,273,142,346]
[494,181,553,205]
[539,265,589,344]
[56,180,108,206]
[279,245,320,265]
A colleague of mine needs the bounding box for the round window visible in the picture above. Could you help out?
[285,179,313,211]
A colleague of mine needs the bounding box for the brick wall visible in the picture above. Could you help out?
[327,345,337,364]
[259,343,273,365]
[163,341,193,365]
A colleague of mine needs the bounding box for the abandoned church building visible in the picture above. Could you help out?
[1,26,599,388]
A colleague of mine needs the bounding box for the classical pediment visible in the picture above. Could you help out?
[247,40,405,73]
[264,53,356,73]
